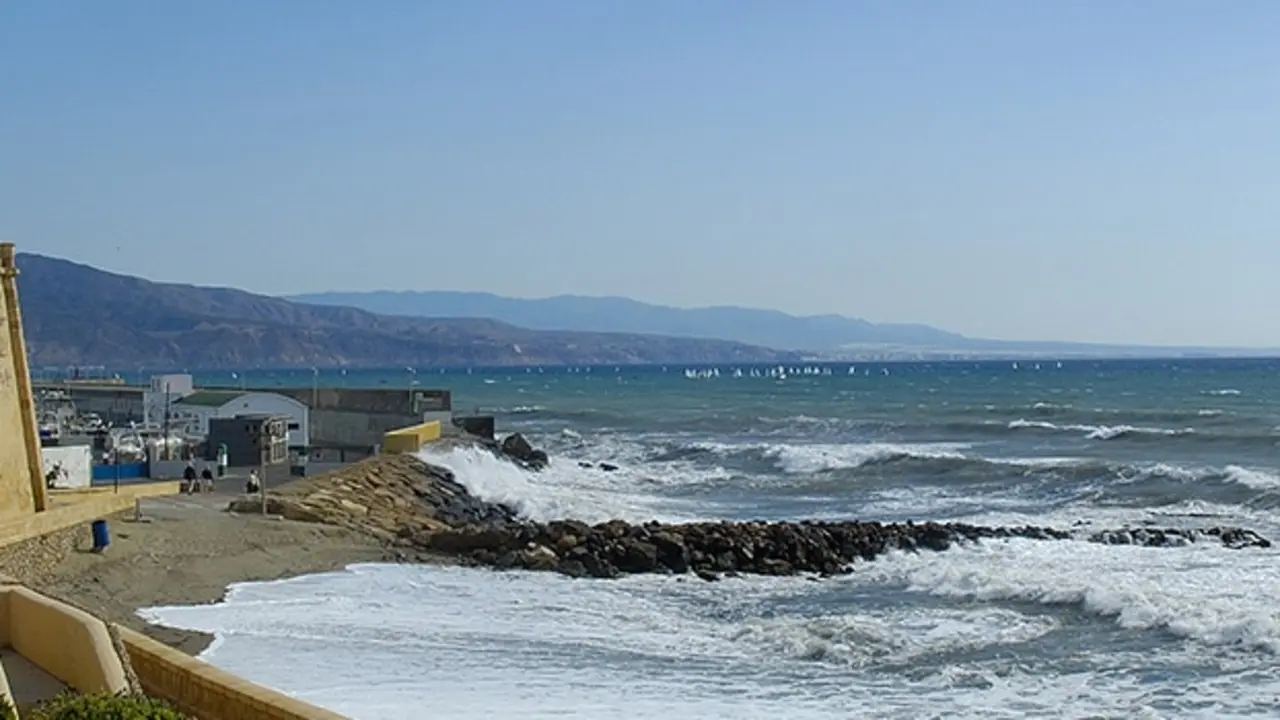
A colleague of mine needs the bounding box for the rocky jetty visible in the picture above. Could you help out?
[229,453,1273,582]
[420,518,1271,580]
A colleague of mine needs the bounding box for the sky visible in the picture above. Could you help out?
[3,1,1280,347]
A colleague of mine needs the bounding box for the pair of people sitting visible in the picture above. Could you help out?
[182,463,215,493]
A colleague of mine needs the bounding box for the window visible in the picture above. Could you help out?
[287,422,300,430]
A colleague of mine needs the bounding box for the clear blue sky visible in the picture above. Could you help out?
[3,1,1279,346]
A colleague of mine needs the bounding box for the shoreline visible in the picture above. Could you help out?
[22,447,1276,660]
[28,491,392,656]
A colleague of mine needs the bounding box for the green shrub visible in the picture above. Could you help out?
[29,692,189,720]
[0,694,15,720]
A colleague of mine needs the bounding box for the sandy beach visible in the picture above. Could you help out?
[24,486,390,655]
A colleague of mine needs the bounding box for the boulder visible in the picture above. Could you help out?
[499,433,549,470]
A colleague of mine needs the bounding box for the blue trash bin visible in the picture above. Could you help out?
[91,519,110,552]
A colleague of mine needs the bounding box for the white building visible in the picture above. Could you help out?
[171,390,310,449]
[142,373,196,425]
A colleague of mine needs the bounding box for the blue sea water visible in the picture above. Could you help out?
[146,359,1280,718]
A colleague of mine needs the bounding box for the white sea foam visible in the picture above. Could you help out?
[764,442,971,474]
[141,559,1280,720]
[730,606,1058,667]
[683,440,972,474]
[1223,465,1280,490]
[880,538,1280,654]
[416,444,715,524]
[1008,419,1195,440]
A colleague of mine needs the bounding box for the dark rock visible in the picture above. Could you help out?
[501,432,535,458]
[518,544,559,570]
[426,525,519,554]
[695,569,720,582]
[557,559,588,578]
[615,538,660,573]
[1087,525,1271,550]
[651,531,690,574]
[410,464,519,524]
[759,558,795,576]
[527,449,549,470]
[598,463,619,472]
[499,433,550,471]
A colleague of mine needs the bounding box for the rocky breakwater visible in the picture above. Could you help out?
[425,519,1272,580]
[229,453,1273,582]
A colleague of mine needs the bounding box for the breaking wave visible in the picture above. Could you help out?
[889,538,1280,654]
[1007,419,1196,440]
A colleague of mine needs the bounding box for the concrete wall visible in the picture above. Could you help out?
[40,445,92,489]
[301,461,351,476]
[0,586,130,695]
[0,585,340,720]
[0,244,45,516]
[266,387,450,415]
[308,407,419,451]
[307,446,376,463]
[381,420,442,454]
[119,626,346,720]
[453,415,496,440]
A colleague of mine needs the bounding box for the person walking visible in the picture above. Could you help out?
[200,465,215,493]
[182,463,197,494]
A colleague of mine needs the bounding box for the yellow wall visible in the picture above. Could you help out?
[0,585,130,695]
[118,626,348,720]
[0,243,44,516]
[381,419,442,454]
[0,482,181,550]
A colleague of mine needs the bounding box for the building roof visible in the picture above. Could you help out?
[173,390,245,407]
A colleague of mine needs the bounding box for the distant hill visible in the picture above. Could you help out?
[287,290,969,351]
[14,254,804,369]
[288,289,1280,359]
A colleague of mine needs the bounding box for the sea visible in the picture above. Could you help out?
[141,359,1280,719]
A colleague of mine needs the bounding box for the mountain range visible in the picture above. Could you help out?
[14,254,803,369]
[288,290,1274,359]
[287,290,968,351]
[16,253,1271,370]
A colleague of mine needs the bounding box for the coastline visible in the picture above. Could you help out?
[27,491,391,656]
[21,447,1274,660]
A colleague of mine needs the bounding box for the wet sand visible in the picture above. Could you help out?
[31,488,389,655]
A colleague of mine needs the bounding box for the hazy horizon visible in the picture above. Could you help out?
[5,2,1280,347]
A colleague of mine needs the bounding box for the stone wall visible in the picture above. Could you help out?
[0,524,86,584]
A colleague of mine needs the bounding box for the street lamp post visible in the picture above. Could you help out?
[162,382,171,461]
